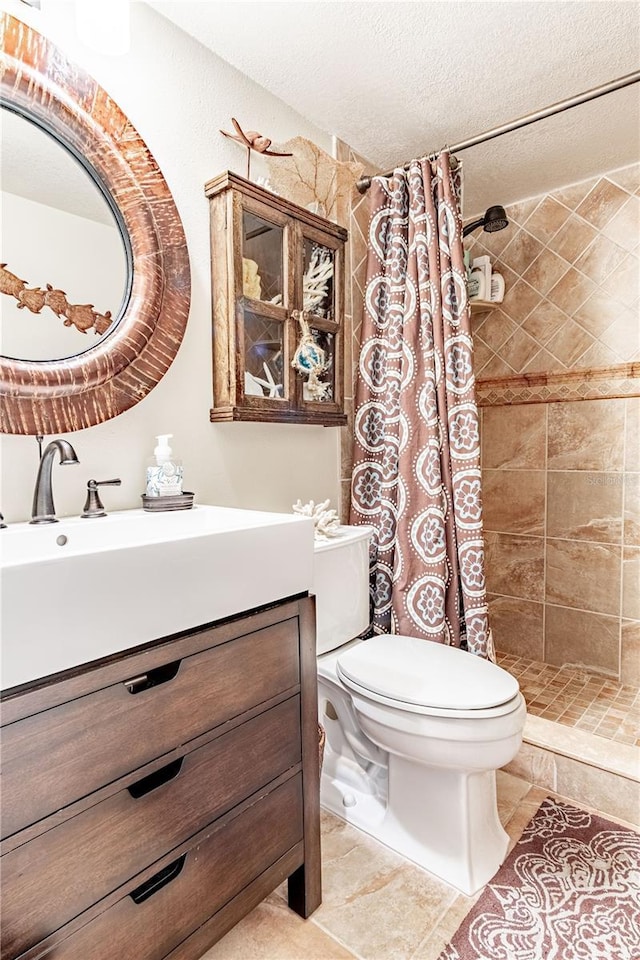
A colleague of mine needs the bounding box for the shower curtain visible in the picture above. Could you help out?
[349,153,492,658]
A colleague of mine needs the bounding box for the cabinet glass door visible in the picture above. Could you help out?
[242,212,284,305]
[243,310,286,400]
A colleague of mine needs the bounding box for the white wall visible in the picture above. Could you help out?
[0,0,341,522]
[1,191,126,360]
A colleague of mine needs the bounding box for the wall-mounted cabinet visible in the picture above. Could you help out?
[205,172,348,426]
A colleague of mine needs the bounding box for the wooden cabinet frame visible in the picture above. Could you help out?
[205,171,347,426]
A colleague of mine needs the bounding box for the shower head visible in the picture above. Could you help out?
[484,205,509,233]
[463,205,509,238]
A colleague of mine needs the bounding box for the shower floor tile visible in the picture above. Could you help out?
[498,652,640,747]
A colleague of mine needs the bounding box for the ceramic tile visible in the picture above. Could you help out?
[499,229,545,276]
[573,290,633,338]
[575,340,622,371]
[624,473,640,544]
[485,533,544,601]
[496,278,542,325]
[522,247,569,295]
[547,267,597,315]
[471,221,514,258]
[500,653,640,747]
[522,348,567,374]
[482,404,546,469]
[479,354,516,378]
[574,233,628,285]
[621,619,640,686]
[547,471,623,543]
[544,604,620,675]
[554,754,640,825]
[340,479,351,523]
[507,196,543,225]
[501,742,557,793]
[545,539,622,616]
[522,195,572,244]
[552,177,599,211]
[520,299,568,346]
[626,399,640,472]
[622,545,640,620]
[551,214,599,264]
[473,308,518,353]
[599,252,640,307]
[602,194,640,252]
[547,399,626,471]
[489,594,544,659]
[200,894,357,959]
[315,814,457,960]
[575,178,630,229]
[500,328,545,372]
[495,769,534,824]
[606,163,640,195]
[544,319,594,367]
[482,469,546,535]
[601,316,640,366]
[471,335,493,374]
[410,893,476,960]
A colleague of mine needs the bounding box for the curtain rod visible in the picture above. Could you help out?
[355,71,640,193]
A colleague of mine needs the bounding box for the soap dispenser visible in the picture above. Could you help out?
[146,434,183,497]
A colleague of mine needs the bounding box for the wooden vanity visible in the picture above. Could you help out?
[0,596,320,960]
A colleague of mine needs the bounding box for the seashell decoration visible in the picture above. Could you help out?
[292,498,340,540]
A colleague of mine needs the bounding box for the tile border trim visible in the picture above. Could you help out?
[477,362,640,406]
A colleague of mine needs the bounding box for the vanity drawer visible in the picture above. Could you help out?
[45,775,303,960]
[1,618,300,839]
[1,697,301,959]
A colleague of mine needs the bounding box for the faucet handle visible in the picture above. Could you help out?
[81,478,122,519]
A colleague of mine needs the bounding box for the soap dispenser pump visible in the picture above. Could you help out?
[146,434,183,497]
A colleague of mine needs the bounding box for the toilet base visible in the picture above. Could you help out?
[321,757,509,896]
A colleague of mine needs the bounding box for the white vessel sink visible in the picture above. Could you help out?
[0,505,314,690]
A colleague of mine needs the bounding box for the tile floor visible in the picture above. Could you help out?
[200,771,625,960]
[497,652,640,746]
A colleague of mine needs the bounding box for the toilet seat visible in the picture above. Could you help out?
[336,634,521,719]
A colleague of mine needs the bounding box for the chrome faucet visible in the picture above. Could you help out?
[30,439,80,524]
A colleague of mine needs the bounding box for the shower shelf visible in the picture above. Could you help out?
[469,299,496,314]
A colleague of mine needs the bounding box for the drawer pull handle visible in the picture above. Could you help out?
[123,660,181,694]
[130,854,187,904]
[128,758,184,799]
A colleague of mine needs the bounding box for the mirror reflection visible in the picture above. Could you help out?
[0,106,129,361]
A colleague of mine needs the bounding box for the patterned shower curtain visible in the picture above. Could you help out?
[349,153,491,658]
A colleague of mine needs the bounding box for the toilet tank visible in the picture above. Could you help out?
[312,524,374,655]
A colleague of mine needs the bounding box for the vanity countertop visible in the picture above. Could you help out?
[0,504,314,691]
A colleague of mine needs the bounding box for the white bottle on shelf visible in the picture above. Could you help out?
[490,272,505,303]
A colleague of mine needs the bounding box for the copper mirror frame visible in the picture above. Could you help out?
[0,13,191,435]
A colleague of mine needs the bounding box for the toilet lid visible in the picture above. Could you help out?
[336,635,519,711]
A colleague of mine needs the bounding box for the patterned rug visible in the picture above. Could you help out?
[439,797,640,960]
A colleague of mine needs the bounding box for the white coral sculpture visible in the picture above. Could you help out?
[303,247,333,313]
[292,498,340,540]
[267,249,332,312]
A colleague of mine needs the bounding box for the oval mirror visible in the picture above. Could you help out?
[1,106,130,361]
[0,13,190,435]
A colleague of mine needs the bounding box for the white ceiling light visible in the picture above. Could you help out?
[75,0,130,56]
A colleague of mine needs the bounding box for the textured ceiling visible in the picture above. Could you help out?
[149,1,640,215]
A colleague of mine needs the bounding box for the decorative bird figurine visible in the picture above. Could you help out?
[220,117,292,179]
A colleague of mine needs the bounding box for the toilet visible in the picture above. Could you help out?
[313,524,527,896]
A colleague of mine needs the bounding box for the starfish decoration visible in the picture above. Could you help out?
[247,361,283,399]
[220,117,293,179]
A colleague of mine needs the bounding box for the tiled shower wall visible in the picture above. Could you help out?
[481,398,639,685]
[475,162,639,684]
[467,162,639,376]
